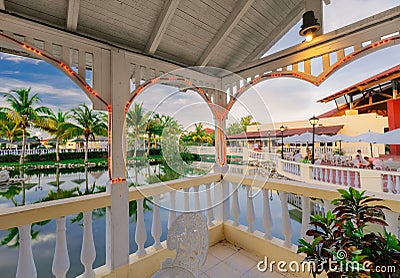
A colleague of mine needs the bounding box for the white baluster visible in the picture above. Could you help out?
[329,168,333,183]
[231,183,240,226]
[262,189,273,239]
[279,191,293,247]
[340,170,345,186]
[312,166,316,179]
[388,175,394,193]
[324,168,328,182]
[384,210,399,237]
[135,199,147,257]
[205,183,214,226]
[52,217,70,278]
[318,167,323,181]
[335,169,339,185]
[183,187,190,211]
[168,191,177,229]
[16,224,37,278]
[80,211,96,278]
[354,172,359,188]
[151,195,162,250]
[193,185,201,211]
[246,186,255,233]
[324,200,335,213]
[396,175,400,194]
[301,196,311,240]
[347,170,351,187]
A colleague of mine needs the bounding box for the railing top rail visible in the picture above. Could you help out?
[128,173,222,201]
[0,192,111,230]
[224,173,400,213]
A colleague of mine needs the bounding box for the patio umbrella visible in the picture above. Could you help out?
[331,134,355,153]
[295,132,322,143]
[375,128,400,144]
[351,131,383,157]
[282,134,300,144]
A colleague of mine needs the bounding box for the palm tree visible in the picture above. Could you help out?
[126,103,150,158]
[69,104,108,163]
[46,110,75,162]
[240,115,259,131]
[0,119,23,142]
[1,88,53,164]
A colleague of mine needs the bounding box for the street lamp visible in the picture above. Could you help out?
[309,115,319,164]
[280,125,285,159]
[267,130,271,153]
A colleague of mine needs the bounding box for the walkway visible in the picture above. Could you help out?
[201,241,292,278]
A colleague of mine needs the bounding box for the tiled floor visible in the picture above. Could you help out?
[201,241,295,278]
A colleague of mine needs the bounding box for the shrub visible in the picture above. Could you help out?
[297,187,400,277]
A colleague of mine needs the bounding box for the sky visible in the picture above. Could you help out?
[0,0,400,134]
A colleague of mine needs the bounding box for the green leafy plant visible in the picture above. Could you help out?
[298,187,400,277]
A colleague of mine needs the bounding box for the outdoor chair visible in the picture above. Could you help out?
[373,159,383,170]
[152,212,208,278]
[384,158,393,171]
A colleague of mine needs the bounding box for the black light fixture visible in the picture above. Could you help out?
[299,11,321,42]
[280,125,286,159]
[309,115,319,164]
[267,130,271,153]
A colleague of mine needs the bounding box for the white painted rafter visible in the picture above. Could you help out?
[66,0,80,32]
[197,0,254,66]
[145,0,181,55]
[323,0,331,5]
[241,1,304,64]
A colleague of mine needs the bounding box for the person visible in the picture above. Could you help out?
[293,149,302,162]
[356,149,368,165]
[354,154,369,168]
[306,147,311,160]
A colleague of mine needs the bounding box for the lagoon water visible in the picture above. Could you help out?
[0,165,301,277]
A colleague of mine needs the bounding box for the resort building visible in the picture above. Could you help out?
[0,1,399,278]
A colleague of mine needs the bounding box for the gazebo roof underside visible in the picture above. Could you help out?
[1,0,305,71]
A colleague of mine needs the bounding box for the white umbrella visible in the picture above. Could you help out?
[375,128,400,144]
[331,134,354,142]
[282,134,300,144]
[351,131,383,157]
[318,134,335,143]
[295,132,322,143]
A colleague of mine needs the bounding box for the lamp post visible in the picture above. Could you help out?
[280,125,285,159]
[309,115,319,164]
[267,130,271,153]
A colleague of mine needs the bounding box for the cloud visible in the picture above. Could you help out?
[0,53,43,65]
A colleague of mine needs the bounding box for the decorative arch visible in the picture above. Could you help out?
[225,35,400,116]
[0,33,110,109]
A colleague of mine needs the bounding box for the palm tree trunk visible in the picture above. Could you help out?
[56,138,60,162]
[20,169,25,205]
[85,137,89,163]
[20,128,26,164]
[56,165,60,191]
[134,129,138,158]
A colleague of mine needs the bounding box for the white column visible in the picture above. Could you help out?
[262,189,273,239]
[81,211,96,278]
[52,217,70,278]
[16,224,37,278]
[246,186,255,233]
[106,49,130,271]
[151,195,162,250]
[279,191,293,247]
[231,182,240,226]
[168,191,177,229]
[384,210,399,237]
[301,196,311,240]
[205,183,214,226]
[135,199,147,257]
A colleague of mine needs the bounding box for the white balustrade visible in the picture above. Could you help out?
[262,189,273,240]
[135,199,147,257]
[16,224,37,278]
[80,211,96,278]
[279,191,293,247]
[205,183,214,226]
[151,195,162,250]
[231,183,240,226]
[183,188,190,211]
[193,186,201,211]
[52,217,70,278]
[246,186,255,233]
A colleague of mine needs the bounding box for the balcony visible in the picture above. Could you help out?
[1,163,399,278]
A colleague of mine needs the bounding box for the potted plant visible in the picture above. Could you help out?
[297,187,400,277]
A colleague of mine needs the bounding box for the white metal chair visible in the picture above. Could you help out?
[152,212,208,278]
[373,159,383,170]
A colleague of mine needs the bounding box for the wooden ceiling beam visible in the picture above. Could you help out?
[145,0,181,55]
[197,0,254,66]
[66,0,80,32]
